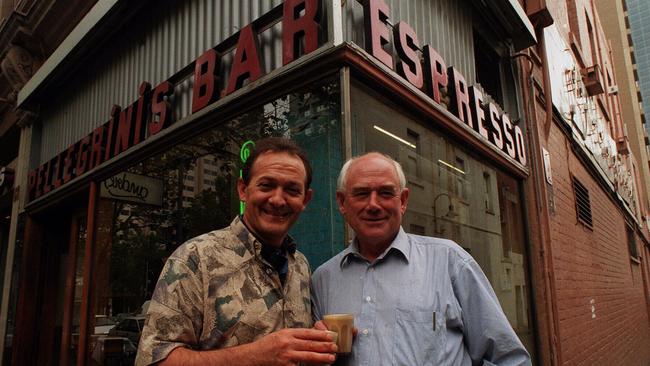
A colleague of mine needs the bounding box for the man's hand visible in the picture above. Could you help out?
[314,320,359,337]
[161,328,336,366]
[246,328,337,365]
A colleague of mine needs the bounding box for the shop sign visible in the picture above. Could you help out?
[100,172,163,206]
[362,0,527,167]
[27,0,323,201]
[544,25,636,207]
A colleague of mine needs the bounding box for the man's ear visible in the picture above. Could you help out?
[237,178,247,201]
[302,188,313,208]
[400,187,410,214]
[336,191,346,214]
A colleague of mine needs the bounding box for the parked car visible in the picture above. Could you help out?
[108,316,145,345]
[94,315,117,335]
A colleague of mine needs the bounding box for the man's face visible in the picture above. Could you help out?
[238,151,312,247]
[336,154,409,251]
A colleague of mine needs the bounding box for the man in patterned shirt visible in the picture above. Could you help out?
[136,137,337,365]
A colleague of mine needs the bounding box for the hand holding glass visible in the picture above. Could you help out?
[322,314,354,354]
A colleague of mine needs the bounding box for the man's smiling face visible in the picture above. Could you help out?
[336,153,409,254]
[238,151,312,247]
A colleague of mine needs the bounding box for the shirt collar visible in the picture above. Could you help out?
[340,226,410,267]
[231,216,297,258]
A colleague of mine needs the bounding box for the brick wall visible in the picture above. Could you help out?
[542,121,650,365]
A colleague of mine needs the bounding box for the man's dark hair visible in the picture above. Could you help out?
[241,137,313,189]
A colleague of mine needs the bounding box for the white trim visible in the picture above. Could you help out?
[328,0,343,46]
[508,0,536,44]
[17,0,120,108]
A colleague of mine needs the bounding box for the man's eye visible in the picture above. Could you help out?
[379,190,396,198]
[258,182,273,190]
[287,187,302,195]
[352,191,370,198]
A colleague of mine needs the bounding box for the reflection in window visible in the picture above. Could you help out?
[85,76,342,365]
[351,81,536,362]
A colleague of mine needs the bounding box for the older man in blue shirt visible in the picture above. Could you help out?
[311,152,530,365]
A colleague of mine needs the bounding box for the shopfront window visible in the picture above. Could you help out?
[84,76,342,364]
[350,81,537,360]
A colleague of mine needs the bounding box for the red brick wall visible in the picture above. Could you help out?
[542,121,650,365]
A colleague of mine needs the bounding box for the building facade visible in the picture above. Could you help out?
[625,0,650,137]
[524,0,650,364]
[0,0,648,365]
[593,0,650,219]
[0,1,98,364]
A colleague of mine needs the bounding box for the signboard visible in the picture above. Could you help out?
[362,0,527,168]
[100,172,163,206]
[27,0,324,201]
[544,24,636,207]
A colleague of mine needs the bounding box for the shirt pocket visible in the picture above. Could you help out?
[392,308,446,366]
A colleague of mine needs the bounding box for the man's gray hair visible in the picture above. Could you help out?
[337,152,407,192]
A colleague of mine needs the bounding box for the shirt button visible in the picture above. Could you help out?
[365,296,372,302]
[362,329,369,335]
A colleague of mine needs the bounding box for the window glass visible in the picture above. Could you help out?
[85,76,343,364]
[351,80,537,361]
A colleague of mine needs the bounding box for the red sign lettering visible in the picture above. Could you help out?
[226,24,264,95]
[394,22,423,89]
[62,142,77,184]
[364,0,393,69]
[501,113,516,159]
[282,0,322,65]
[448,67,473,127]
[192,50,220,113]
[76,135,91,177]
[27,170,36,200]
[487,102,504,149]
[90,124,106,170]
[134,82,152,145]
[114,104,136,156]
[149,81,174,136]
[362,0,528,168]
[423,45,447,104]
[469,86,489,140]
[28,1,327,201]
[51,153,63,189]
[515,125,526,165]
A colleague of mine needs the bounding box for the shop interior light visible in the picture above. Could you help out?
[437,159,466,175]
[373,125,416,149]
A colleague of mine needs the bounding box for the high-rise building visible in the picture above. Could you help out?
[626,0,650,135]
[595,0,650,229]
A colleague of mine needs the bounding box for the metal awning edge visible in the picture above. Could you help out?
[508,0,537,49]
[16,0,120,109]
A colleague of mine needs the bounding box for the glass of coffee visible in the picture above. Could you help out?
[322,313,354,354]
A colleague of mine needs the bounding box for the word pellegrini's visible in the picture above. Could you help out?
[364,0,527,166]
[27,0,321,201]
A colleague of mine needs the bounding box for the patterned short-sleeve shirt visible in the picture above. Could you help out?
[135,217,313,365]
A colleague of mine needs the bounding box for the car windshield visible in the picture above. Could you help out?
[95,317,115,326]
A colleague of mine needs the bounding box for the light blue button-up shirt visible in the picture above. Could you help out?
[311,227,531,366]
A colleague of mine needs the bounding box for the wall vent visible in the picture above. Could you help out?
[572,177,593,228]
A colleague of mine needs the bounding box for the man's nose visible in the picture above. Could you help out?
[366,191,381,210]
[268,187,287,206]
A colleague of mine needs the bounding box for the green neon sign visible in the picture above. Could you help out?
[239,140,255,215]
